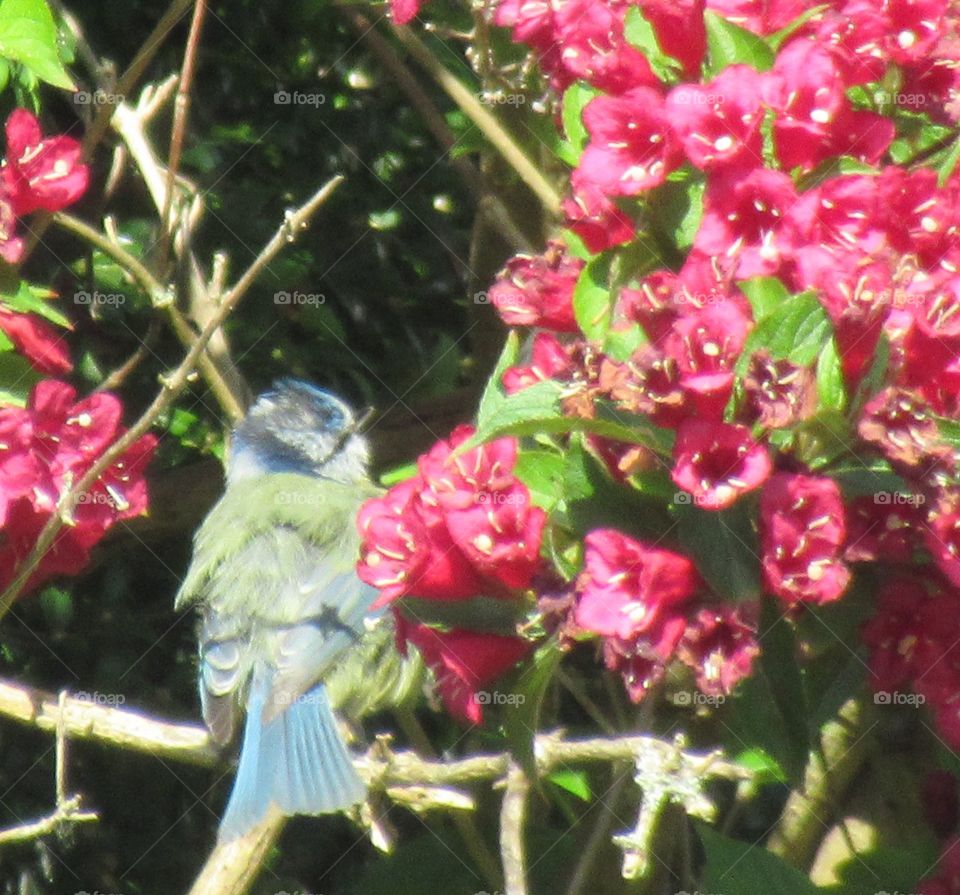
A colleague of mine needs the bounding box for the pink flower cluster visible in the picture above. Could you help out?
[0,109,88,264]
[0,381,156,594]
[574,529,758,701]
[0,109,90,378]
[357,425,544,721]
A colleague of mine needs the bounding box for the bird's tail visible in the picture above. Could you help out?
[218,679,366,840]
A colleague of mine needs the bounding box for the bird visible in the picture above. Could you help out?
[175,379,381,840]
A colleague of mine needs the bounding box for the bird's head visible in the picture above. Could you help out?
[227,379,370,484]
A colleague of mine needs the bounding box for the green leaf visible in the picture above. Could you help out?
[573,254,613,342]
[650,176,705,253]
[0,0,74,90]
[561,82,600,162]
[704,11,775,75]
[0,349,40,405]
[514,450,566,511]
[547,769,592,801]
[474,378,566,443]
[399,596,525,636]
[816,337,846,413]
[697,824,820,894]
[623,7,684,82]
[475,330,521,434]
[767,4,831,51]
[504,639,564,775]
[0,280,69,327]
[379,461,419,486]
[757,597,810,780]
[736,291,832,376]
[733,747,786,785]
[674,498,761,603]
[739,276,791,322]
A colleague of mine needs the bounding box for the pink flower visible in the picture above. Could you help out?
[357,426,545,605]
[843,495,918,564]
[397,616,530,724]
[634,0,706,77]
[502,332,573,394]
[3,109,89,216]
[0,309,71,374]
[389,0,422,23]
[0,380,155,595]
[694,169,798,279]
[575,528,700,641]
[662,300,753,419]
[603,622,687,702]
[445,484,546,590]
[553,0,657,94]
[740,351,816,429]
[677,605,759,697]
[666,65,765,171]
[760,473,850,605]
[563,176,635,253]
[671,420,772,511]
[357,478,483,605]
[578,88,682,196]
[925,490,960,590]
[763,41,893,171]
[489,241,582,332]
[861,577,935,693]
[858,387,948,470]
[882,0,946,65]
[705,0,809,35]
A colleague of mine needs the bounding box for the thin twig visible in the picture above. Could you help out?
[51,211,244,419]
[187,807,286,895]
[98,319,162,392]
[0,796,98,846]
[0,176,345,618]
[500,760,530,895]
[158,0,208,274]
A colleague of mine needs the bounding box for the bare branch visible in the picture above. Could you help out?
[500,761,530,895]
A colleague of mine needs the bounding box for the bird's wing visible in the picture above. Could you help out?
[176,473,380,739]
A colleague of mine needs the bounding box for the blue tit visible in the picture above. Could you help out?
[175,379,380,840]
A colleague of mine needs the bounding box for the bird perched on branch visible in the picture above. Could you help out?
[175,379,382,840]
